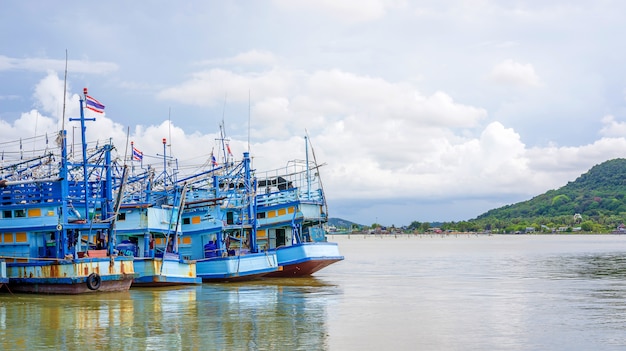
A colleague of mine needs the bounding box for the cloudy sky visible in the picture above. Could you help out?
[2,1,626,226]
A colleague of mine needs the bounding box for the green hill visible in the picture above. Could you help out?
[471,158,626,232]
[328,218,361,230]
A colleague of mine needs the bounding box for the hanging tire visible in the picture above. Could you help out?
[86,273,102,290]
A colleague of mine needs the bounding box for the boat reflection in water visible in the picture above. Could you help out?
[0,277,339,350]
[0,291,135,349]
[194,277,337,350]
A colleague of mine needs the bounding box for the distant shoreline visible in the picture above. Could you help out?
[329,232,625,236]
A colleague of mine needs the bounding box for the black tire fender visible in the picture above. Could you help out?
[86,273,102,290]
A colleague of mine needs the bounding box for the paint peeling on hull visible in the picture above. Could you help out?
[7,275,135,294]
[5,257,136,294]
[131,258,200,287]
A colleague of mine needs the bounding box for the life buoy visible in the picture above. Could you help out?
[56,224,62,231]
[86,273,102,290]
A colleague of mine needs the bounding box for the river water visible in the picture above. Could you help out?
[2,234,626,350]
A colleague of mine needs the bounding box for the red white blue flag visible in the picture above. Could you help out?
[85,95,105,113]
[132,147,143,161]
[211,153,218,167]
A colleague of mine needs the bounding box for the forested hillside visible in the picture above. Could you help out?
[469,158,626,232]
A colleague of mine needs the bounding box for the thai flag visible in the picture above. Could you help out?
[211,154,218,167]
[132,147,143,161]
[85,95,105,113]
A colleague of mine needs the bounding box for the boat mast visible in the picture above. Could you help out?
[58,129,69,258]
[244,151,257,252]
[162,138,167,187]
[305,135,311,199]
[71,88,96,223]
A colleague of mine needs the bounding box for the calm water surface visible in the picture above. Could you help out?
[2,234,626,350]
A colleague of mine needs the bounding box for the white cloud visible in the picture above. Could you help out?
[158,67,487,143]
[489,59,542,87]
[156,68,294,108]
[0,55,118,74]
[599,115,626,138]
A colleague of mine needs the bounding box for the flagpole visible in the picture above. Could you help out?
[162,138,167,187]
[79,88,95,221]
[124,127,130,167]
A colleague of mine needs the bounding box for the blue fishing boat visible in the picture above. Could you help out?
[0,89,135,293]
[111,137,201,286]
[255,136,343,277]
[113,199,201,286]
[173,151,279,281]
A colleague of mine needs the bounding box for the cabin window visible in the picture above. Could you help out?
[267,210,276,218]
[192,216,201,224]
[117,213,126,221]
[257,212,266,219]
[288,207,295,214]
[28,208,42,217]
[257,229,267,239]
[15,232,27,242]
[183,218,191,225]
[2,233,13,243]
[15,209,26,217]
[278,208,287,216]
[3,210,12,218]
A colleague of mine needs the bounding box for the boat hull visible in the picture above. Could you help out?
[4,257,135,294]
[266,242,344,277]
[196,252,279,281]
[131,258,201,287]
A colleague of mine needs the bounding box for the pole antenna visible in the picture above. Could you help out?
[247,90,251,153]
[61,50,68,131]
[168,107,173,158]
